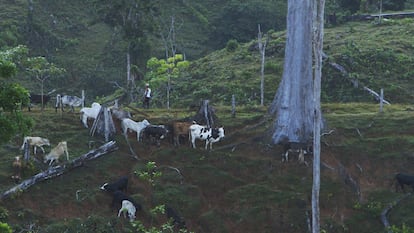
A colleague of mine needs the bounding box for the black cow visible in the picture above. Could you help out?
[100,176,128,193]
[165,205,186,229]
[28,93,52,111]
[111,190,142,211]
[141,125,168,147]
[395,173,414,192]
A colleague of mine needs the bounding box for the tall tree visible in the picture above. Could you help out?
[0,46,33,143]
[257,24,268,106]
[269,0,325,232]
[312,0,325,232]
[269,0,314,144]
[26,56,65,110]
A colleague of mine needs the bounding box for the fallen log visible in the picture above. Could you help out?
[1,141,118,200]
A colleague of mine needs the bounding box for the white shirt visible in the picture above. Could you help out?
[145,88,151,98]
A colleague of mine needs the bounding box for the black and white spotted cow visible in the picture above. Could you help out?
[189,123,225,150]
[100,176,129,193]
[110,190,142,212]
[395,173,414,192]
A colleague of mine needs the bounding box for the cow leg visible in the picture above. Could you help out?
[282,151,289,162]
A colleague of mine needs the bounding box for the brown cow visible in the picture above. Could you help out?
[171,121,194,146]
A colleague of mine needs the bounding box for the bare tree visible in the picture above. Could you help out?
[258,24,268,106]
[269,0,325,232]
[269,0,314,144]
[312,0,325,232]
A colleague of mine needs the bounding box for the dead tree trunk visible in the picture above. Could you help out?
[193,100,217,128]
[1,141,118,200]
[90,107,116,142]
[258,24,268,106]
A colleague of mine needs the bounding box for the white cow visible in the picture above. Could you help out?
[189,123,225,150]
[118,200,136,222]
[20,136,50,154]
[44,141,69,165]
[121,118,150,141]
[55,94,84,112]
[79,102,101,128]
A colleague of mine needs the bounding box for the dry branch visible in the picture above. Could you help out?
[1,141,118,200]
[381,193,411,232]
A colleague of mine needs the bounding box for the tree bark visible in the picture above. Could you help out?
[1,141,118,200]
[269,0,314,144]
[258,24,268,106]
[312,0,325,232]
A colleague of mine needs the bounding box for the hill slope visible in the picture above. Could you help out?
[1,104,414,232]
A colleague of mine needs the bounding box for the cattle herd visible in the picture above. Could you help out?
[14,99,226,227]
[17,95,414,228]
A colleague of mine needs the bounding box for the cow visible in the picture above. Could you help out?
[79,102,101,128]
[110,190,142,213]
[110,107,132,121]
[141,125,168,147]
[281,142,313,163]
[165,205,186,229]
[395,173,414,192]
[171,121,193,146]
[100,176,129,193]
[44,141,69,165]
[189,123,225,150]
[121,118,150,141]
[28,93,52,111]
[11,156,22,183]
[20,136,50,154]
[55,94,84,112]
[118,200,136,222]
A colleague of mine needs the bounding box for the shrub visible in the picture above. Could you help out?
[226,39,239,52]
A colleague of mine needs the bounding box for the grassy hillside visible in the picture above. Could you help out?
[0,103,414,232]
[172,18,414,107]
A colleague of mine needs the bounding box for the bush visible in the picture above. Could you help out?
[226,39,239,52]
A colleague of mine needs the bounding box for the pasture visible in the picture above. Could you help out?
[0,103,414,232]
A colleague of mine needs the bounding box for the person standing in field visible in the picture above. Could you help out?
[143,83,151,109]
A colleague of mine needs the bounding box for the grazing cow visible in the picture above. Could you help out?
[171,121,193,146]
[28,93,52,111]
[110,107,132,120]
[121,118,150,141]
[189,123,225,150]
[100,176,128,193]
[281,142,313,163]
[141,125,168,146]
[118,200,136,222]
[165,205,186,229]
[79,102,101,128]
[395,173,414,192]
[11,156,22,183]
[44,141,69,165]
[111,190,142,212]
[20,136,50,154]
[55,94,84,112]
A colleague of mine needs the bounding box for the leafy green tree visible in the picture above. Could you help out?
[26,56,65,110]
[0,222,12,233]
[0,46,33,144]
[145,54,189,108]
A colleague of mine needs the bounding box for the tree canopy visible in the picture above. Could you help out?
[0,46,34,144]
